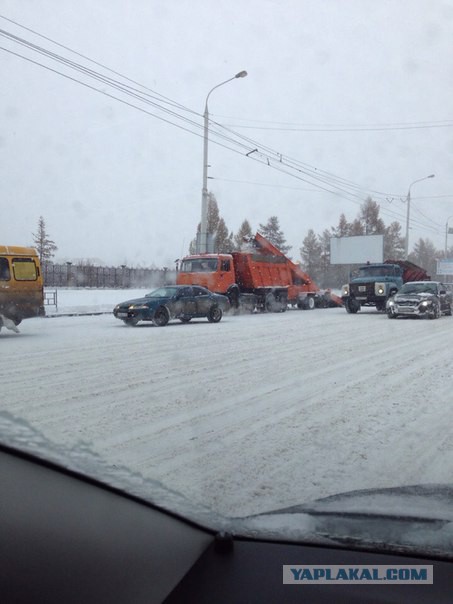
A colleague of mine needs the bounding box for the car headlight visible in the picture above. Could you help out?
[420,300,431,307]
[342,284,349,296]
[375,282,386,296]
[387,299,395,307]
[129,304,148,310]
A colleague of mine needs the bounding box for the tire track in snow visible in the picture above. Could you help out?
[2,310,452,516]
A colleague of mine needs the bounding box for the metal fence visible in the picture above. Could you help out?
[42,263,176,289]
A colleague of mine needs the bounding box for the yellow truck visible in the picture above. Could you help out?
[0,246,45,332]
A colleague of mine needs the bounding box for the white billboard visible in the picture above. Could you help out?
[437,259,453,275]
[330,235,384,264]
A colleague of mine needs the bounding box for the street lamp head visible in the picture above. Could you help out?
[235,70,248,78]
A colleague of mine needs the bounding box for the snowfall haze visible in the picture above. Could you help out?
[1,0,452,266]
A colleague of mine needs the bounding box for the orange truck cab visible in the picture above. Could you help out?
[177,254,235,294]
[0,246,45,330]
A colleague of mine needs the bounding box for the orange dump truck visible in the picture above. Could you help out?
[177,233,342,312]
[0,246,45,331]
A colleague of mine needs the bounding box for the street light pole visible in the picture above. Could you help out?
[404,174,435,259]
[446,215,453,258]
[199,70,247,254]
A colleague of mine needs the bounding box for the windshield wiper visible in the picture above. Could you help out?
[236,485,453,559]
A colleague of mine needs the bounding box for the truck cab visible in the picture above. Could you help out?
[177,254,236,297]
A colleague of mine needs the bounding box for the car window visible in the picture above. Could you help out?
[145,287,178,298]
[2,0,453,582]
[179,287,193,297]
[192,287,207,296]
[0,257,10,281]
[12,258,38,281]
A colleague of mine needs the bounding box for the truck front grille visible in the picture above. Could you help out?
[350,283,373,296]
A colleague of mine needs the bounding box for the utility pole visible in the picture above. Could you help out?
[404,174,435,259]
[198,71,247,254]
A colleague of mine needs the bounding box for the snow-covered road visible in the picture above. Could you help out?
[2,293,453,518]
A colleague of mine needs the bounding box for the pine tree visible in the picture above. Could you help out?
[32,216,58,263]
[359,197,385,235]
[300,229,322,282]
[384,222,405,259]
[206,192,220,235]
[332,214,351,237]
[258,216,291,255]
[319,228,334,286]
[349,218,365,236]
[189,193,230,253]
[409,238,438,277]
[215,218,234,253]
[234,219,253,250]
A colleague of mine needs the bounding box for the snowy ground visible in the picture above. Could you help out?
[2,288,453,519]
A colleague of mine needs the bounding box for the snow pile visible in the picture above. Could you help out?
[44,288,149,315]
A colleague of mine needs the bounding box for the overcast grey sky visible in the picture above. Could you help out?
[1,0,452,266]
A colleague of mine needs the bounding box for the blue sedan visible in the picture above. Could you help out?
[113,285,229,326]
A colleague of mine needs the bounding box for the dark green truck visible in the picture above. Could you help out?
[341,260,430,313]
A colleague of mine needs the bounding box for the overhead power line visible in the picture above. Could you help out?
[0,13,195,115]
[214,114,453,132]
[220,122,453,132]
[0,15,443,237]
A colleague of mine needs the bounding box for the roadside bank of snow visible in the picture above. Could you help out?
[44,288,149,316]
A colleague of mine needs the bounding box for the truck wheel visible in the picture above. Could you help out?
[153,306,169,326]
[265,293,282,312]
[445,304,452,316]
[227,286,240,310]
[305,296,315,310]
[298,296,315,310]
[345,299,360,314]
[278,294,288,312]
[207,305,222,323]
[318,295,329,308]
[376,302,386,312]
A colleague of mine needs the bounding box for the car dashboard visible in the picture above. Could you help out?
[1,444,452,603]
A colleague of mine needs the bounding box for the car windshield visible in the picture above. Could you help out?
[145,287,179,298]
[400,282,437,295]
[2,0,453,563]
